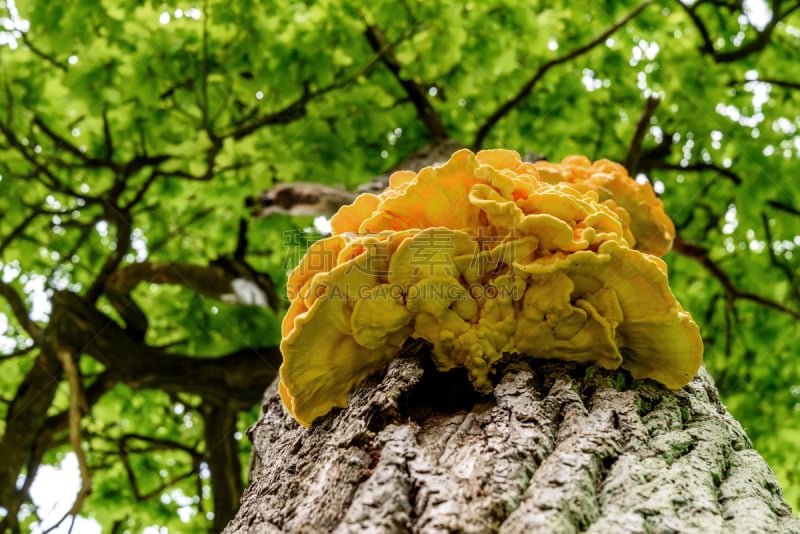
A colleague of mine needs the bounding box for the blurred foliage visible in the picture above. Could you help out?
[0,0,798,531]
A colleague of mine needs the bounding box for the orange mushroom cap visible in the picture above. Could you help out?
[279,149,702,426]
[534,156,676,256]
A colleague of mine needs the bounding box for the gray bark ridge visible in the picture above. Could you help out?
[226,343,799,534]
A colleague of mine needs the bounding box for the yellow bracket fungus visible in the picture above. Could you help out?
[280,149,703,427]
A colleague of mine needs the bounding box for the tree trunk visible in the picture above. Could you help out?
[224,342,799,533]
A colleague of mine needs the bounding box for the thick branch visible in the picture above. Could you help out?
[85,207,132,303]
[50,291,281,406]
[249,182,358,218]
[624,95,661,174]
[250,138,465,214]
[472,0,654,149]
[0,348,62,526]
[202,402,244,532]
[0,290,281,525]
[0,281,44,341]
[106,259,279,312]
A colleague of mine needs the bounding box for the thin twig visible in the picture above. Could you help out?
[117,435,199,501]
[220,26,418,142]
[0,345,36,361]
[19,33,68,72]
[33,116,108,168]
[761,212,800,303]
[118,433,203,458]
[767,199,800,217]
[643,160,743,184]
[0,210,39,256]
[680,0,800,63]
[101,109,114,162]
[200,0,210,131]
[673,235,800,320]
[364,23,448,141]
[472,0,655,149]
[733,77,800,90]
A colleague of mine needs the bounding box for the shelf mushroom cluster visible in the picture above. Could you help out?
[279,149,703,427]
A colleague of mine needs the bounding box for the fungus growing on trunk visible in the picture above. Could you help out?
[279,149,703,427]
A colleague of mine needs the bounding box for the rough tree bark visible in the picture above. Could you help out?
[224,341,799,533]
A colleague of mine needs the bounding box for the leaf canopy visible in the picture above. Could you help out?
[0,0,798,531]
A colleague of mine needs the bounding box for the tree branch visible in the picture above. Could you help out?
[101,109,114,161]
[472,0,655,149]
[673,235,800,320]
[679,1,723,57]
[0,119,99,203]
[767,199,800,217]
[0,210,40,257]
[761,212,800,303]
[202,401,244,531]
[116,433,202,458]
[41,349,91,534]
[624,95,661,174]
[733,77,800,90]
[0,348,62,525]
[222,25,422,144]
[0,282,281,526]
[0,282,44,341]
[41,371,117,443]
[85,205,132,303]
[363,23,448,141]
[19,32,68,72]
[641,160,743,184]
[106,259,279,311]
[0,345,36,361]
[200,0,211,131]
[50,291,281,406]
[681,0,800,63]
[225,86,314,141]
[10,371,116,532]
[118,440,198,502]
[33,116,109,169]
[249,182,358,218]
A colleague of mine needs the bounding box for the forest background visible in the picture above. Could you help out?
[0,0,798,532]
